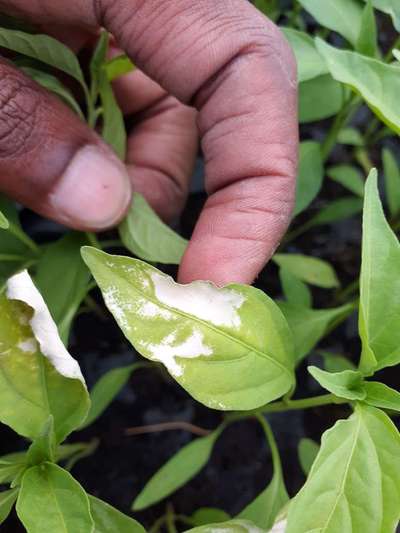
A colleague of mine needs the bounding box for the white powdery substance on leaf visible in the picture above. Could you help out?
[269,519,287,533]
[103,286,132,331]
[18,338,38,354]
[6,270,85,384]
[145,329,213,376]
[150,272,245,328]
[136,299,173,320]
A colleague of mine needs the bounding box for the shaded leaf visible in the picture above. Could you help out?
[119,194,188,264]
[0,488,18,525]
[382,148,400,218]
[281,28,327,82]
[279,267,312,308]
[337,127,364,147]
[184,519,266,533]
[364,381,400,411]
[273,254,339,289]
[327,165,365,197]
[310,197,363,226]
[363,0,400,32]
[99,69,126,159]
[294,141,323,216]
[356,0,378,57]
[191,508,231,527]
[299,75,345,123]
[298,438,319,476]
[319,350,356,373]
[89,495,145,533]
[308,366,366,400]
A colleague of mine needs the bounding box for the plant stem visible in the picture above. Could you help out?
[85,232,102,249]
[125,421,211,437]
[166,504,178,533]
[321,95,359,161]
[259,393,347,414]
[8,222,40,254]
[149,516,166,533]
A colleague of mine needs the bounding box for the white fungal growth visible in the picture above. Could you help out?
[136,299,173,320]
[145,329,213,376]
[17,338,38,354]
[269,520,287,533]
[150,272,245,329]
[6,270,85,384]
[103,286,131,330]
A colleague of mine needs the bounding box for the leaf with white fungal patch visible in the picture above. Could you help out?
[81,247,295,411]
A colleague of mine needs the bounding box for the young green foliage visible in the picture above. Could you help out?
[327,165,365,197]
[279,267,312,308]
[0,488,19,525]
[273,254,339,289]
[356,0,378,57]
[89,495,145,533]
[298,75,345,123]
[293,141,323,216]
[308,366,366,400]
[382,148,400,218]
[281,28,328,83]
[297,438,319,476]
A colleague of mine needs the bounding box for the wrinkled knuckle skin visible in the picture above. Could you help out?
[0,63,38,158]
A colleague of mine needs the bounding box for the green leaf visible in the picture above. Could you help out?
[105,54,135,82]
[255,0,280,21]
[119,194,188,264]
[278,303,354,363]
[273,254,339,289]
[191,508,231,527]
[0,28,85,87]
[364,381,400,411]
[363,0,400,32]
[294,141,323,216]
[238,417,288,529]
[16,463,94,533]
[90,30,109,100]
[81,363,143,428]
[298,0,363,45]
[0,272,89,441]
[184,519,266,533]
[337,127,364,147]
[298,438,319,476]
[393,49,400,62]
[82,247,295,411]
[133,428,223,511]
[26,416,56,466]
[281,28,327,83]
[319,350,356,373]
[21,66,84,119]
[316,39,400,135]
[287,405,400,533]
[35,232,91,345]
[279,267,312,308]
[309,197,363,226]
[89,495,145,533]
[382,148,400,218]
[359,170,400,373]
[308,366,366,400]
[0,210,8,229]
[327,165,365,197]
[356,0,378,57]
[0,452,27,485]
[0,488,19,525]
[99,69,126,160]
[299,75,345,123]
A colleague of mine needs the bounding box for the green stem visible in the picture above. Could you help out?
[8,223,40,254]
[321,95,359,161]
[149,516,166,533]
[166,504,178,533]
[85,232,102,249]
[259,393,347,414]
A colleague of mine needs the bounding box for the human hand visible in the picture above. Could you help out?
[0,0,298,285]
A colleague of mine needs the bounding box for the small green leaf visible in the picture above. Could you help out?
[356,0,378,57]
[337,127,364,147]
[184,519,266,533]
[191,508,231,527]
[81,363,143,428]
[327,165,365,197]
[359,170,400,373]
[286,405,400,533]
[394,49,400,61]
[382,148,400,218]
[299,75,345,123]
[255,0,280,20]
[309,197,363,226]
[298,0,363,45]
[0,488,19,525]
[279,303,354,363]
[89,495,145,533]
[90,30,109,100]
[105,54,135,82]
[16,463,94,533]
[0,28,85,87]
[319,350,356,373]
[294,142,323,216]
[99,69,126,159]
[26,416,56,466]
[364,381,400,411]
[82,247,295,411]
[133,428,223,511]
[298,438,319,476]
[279,267,312,308]
[238,417,288,529]
[0,210,9,229]
[35,232,91,345]
[316,39,400,135]
[119,194,188,264]
[363,0,400,32]
[273,254,339,289]
[281,28,328,83]
[0,452,27,485]
[308,366,365,400]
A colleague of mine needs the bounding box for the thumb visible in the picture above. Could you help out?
[0,60,131,230]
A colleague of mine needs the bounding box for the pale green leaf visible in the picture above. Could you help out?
[316,39,400,135]
[310,197,363,226]
[337,127,364,147]
[319,351,356,373]
[0,28,85,86]
[278,303,354,363]
[327,165,365,197]
[298,0,363,45]
[238,417,288,529]
[119,194,188,264]
[308,366,366,400]
[356,0,378,57]
[363,0,400,32]
[0,488,18,525]
[184,519,266,533]
[105,54,135,82]
[82,247,295,411]
[298,438,319,476]
[133,428,223,511]
[16,463,94,533]
[359,170,400,373]
[299,75,345,123]
[89,495,145,533]
[286,405,400,533]
[191,508,231,527]
[99,71,126,159]
[394,49,400,62]
[294,141,323,216]
[35,232,91,345]
[0,452,26,485]
[382,148,400,218]
[281,28,327,82]
[273,254,339,289]
[364,381,400,411]
[0,210,8,229]
[279,268,312,308]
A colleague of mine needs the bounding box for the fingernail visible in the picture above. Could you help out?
[50,145,132,229]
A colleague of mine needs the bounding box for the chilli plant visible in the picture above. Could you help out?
[1,1,400,532]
